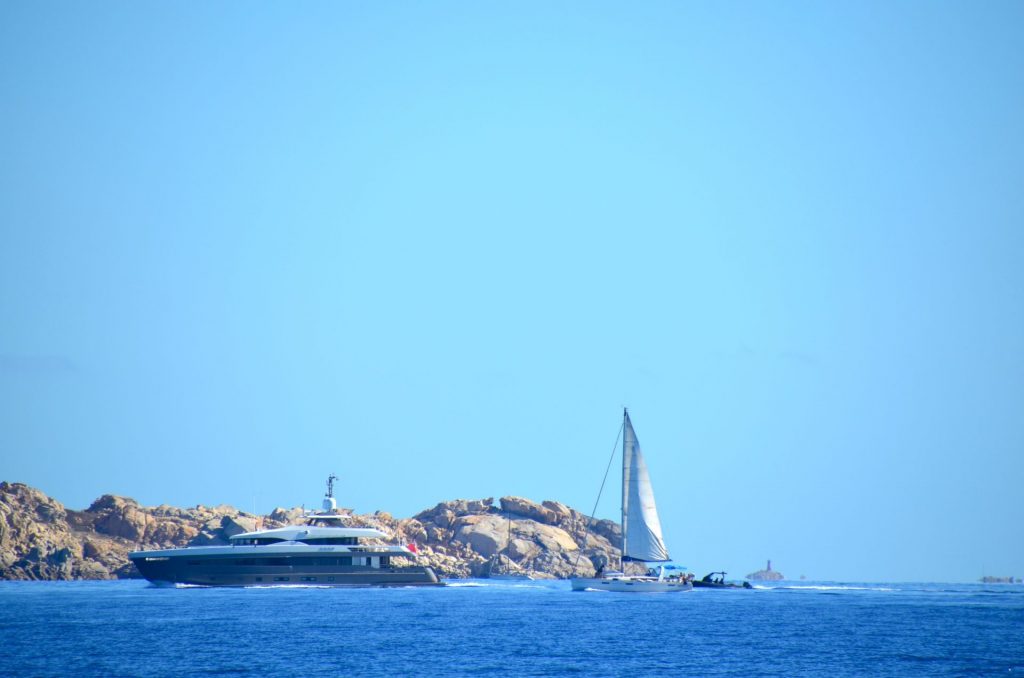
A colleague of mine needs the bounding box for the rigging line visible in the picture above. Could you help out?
[571,421,624,576]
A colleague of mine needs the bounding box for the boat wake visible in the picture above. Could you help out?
[755,584,895,592]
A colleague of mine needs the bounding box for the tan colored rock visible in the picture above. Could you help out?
[93,505,148,541]
[541,500,572,519]
[82,539,101,558]
[452,514,508,557]
[507,538,541,561]
[500,496,559,525]
[0,482,87,580]
[434,510,456,528]
[148,520,198,545]
[220,515,257,537]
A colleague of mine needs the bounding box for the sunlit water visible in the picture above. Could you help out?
[1,579,1022,676]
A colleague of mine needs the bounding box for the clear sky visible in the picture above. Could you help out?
[2,2,1022,583]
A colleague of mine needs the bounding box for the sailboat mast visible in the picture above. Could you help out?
[621,407,628,572]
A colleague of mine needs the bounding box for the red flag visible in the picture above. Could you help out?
[407,542,418,554]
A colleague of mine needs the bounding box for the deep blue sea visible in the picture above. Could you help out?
[1,579,1022,676]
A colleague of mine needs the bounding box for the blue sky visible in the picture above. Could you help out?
[2,2,1022,582]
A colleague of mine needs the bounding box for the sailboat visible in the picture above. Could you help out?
[570,409,692,592]
[485,506,534,580]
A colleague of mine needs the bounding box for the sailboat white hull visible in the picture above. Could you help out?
[487,573,535,581]
[570,576,692,593]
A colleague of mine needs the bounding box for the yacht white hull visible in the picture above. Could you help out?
[570,576,692,592]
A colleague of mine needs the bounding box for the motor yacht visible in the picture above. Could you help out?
[129,476,441,587]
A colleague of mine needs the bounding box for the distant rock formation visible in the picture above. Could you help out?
[980,576,1020,584]
[0,482,270,580]
[394,495,624,578]
[746,559,784,581]
[0,483,628,581]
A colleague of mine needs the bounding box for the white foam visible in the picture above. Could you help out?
[765,585,895,592]
[242,584,332,589]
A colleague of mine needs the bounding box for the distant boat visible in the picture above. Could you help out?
[570,409,692,593]
[692,571,752,589]
[485,505,534,580]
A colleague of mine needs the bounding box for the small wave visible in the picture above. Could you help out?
[769,585,895,592]
[444,582,485,587]
[242,584,332,589]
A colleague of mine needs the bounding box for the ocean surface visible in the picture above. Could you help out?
[1,579,1022,676]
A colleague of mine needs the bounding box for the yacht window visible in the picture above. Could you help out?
[299,537,358,545]
[381,556,390,567]
[261,558,288,566]
[273,576,290,582]
[339,557,352,566]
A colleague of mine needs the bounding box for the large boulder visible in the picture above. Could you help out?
[507,537,541,561]
[268,507,303,524]
[220,515,257,538]
[414,498,494,523]
[541,500,573,521]
[500,496,560,525]
[93,502,149,542]
[452,514,508,557]
[148,520,198,545]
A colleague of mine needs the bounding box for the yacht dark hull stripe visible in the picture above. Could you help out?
[131,556,442,587]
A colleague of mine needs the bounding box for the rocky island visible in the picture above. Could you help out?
[0,481,630,581]
[746,559,784,581]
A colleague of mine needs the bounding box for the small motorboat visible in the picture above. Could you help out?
[692,571,752,589]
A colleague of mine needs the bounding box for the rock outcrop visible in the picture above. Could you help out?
[1,482,272,580]
[0,482,86,580]
[0,482,629,581]
[401,495,623,578]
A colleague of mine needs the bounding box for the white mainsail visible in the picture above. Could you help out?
[620,410,670,562]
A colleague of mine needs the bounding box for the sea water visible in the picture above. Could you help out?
[1,579,1022,676]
